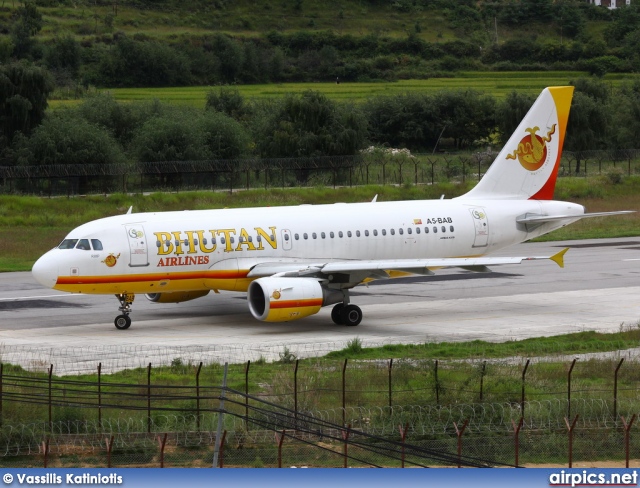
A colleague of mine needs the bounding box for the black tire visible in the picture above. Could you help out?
[331,303,344,325]
[114,314,132,330]
[340,304,362,326]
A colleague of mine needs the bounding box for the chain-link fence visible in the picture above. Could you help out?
[1,150,639,196]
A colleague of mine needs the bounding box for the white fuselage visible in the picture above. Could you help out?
[33,198,584,296]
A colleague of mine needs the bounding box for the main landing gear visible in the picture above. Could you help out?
[114,293,135,330]
[331,303,363,327]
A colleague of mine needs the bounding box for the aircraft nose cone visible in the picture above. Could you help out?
[32,254,58,288]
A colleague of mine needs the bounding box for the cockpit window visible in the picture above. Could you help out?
[91,239,103,251]
[58,239,78,249]
[76,239,91,250]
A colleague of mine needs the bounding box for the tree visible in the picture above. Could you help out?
[206,87,247,120]
[564,92,610,174]
[10,1,43,60]
[0,62,54,151]
[495,91,535,145]
[44,34,81,80]
[255,90,367,158]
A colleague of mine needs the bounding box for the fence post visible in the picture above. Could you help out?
[565,414,579,468]
[213,362,228,468]
[196,362,202,432]
[97,363,102,428]
[399,423,408,468]
[219,430,227,468]
[276,429,286,468]
[157,433,167,468]
[454,419,469,468]
[512,417,524,467]
[294,359,298,426]
[479,361,486,402]
[147,362,152,434]
[342,424,351,468]
[106,435,114,468]
[568,359,577,420]
[244,360,250,430]
[621,415,636,469]
[434,360,440,405]
[0,363,3,427]
[342,358,348,426]
[614,358,624,422]
[388,359,393,408]
[42,438,49,468]
[521,359,530,417]
[48,364,53,433]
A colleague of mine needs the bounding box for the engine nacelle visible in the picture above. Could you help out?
[145,290,210,303]
[248,277,343,322]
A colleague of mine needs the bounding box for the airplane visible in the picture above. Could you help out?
[32,86,633,330]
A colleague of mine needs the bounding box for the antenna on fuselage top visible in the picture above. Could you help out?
[371,194,378,203]
[126,206,133,214]
[440,195,445,200]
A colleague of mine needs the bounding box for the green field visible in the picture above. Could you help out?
[1,176,639,272]
[49,72,640,108]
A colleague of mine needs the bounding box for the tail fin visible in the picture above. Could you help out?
[460,86,574,200]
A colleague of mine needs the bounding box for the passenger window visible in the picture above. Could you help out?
[356,231,361,237]
[424,227,429,234]
[304,233,308,240]
[58,239,79,249]
[321,232,326,239]
[194,239,199,246]
[313,233,317,239]
[442,226,446,233]
[382,229,386,236]
[165,240,171,247]
[390,229,395,236]
[407,228,412,235]
[347,231,352,238]
[399,228,404,235]
[221,237,226,244]
[339,231,343,238]
[450,226,454,232]
[330,232,335,238]
[433,227,437,233]
[270,234,275,241]
[416,228,420,234]
[284,234,290,241]
[248,236,253,242]
[212,238,216,245]
[76,239,91,251]
[364,230,369,237]
[294,234,299,240]
[230,237,235,243]
[373,230,378,236]
[156,240,162,248]
[257,236,262,243]
[203,238,208,245]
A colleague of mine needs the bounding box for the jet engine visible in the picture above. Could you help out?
[248,277,344,322]
[145,290,210,303]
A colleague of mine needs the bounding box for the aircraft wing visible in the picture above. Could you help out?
[247,248,569,281]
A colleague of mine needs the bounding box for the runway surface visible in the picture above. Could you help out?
[1,237,639,372]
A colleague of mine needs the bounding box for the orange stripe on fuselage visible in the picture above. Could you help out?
[56,269,249,286]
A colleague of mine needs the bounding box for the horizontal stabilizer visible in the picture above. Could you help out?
[517,211,634,224]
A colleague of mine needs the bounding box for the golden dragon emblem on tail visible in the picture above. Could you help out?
[506,124,556,171]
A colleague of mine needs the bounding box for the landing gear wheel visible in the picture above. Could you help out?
[331,303,345,325]
[340,304,362,327]
[114,314,131,330]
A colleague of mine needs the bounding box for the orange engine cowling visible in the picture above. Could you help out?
[248,277,343,322]
[145,290,210,303]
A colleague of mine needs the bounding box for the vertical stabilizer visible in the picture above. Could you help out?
[460,86,573,200]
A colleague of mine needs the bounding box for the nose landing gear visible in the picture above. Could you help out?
[114,293,135,330]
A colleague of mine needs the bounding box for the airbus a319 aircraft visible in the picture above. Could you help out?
[32,86,632,329]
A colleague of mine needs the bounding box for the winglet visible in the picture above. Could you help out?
[550,248,569,268]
